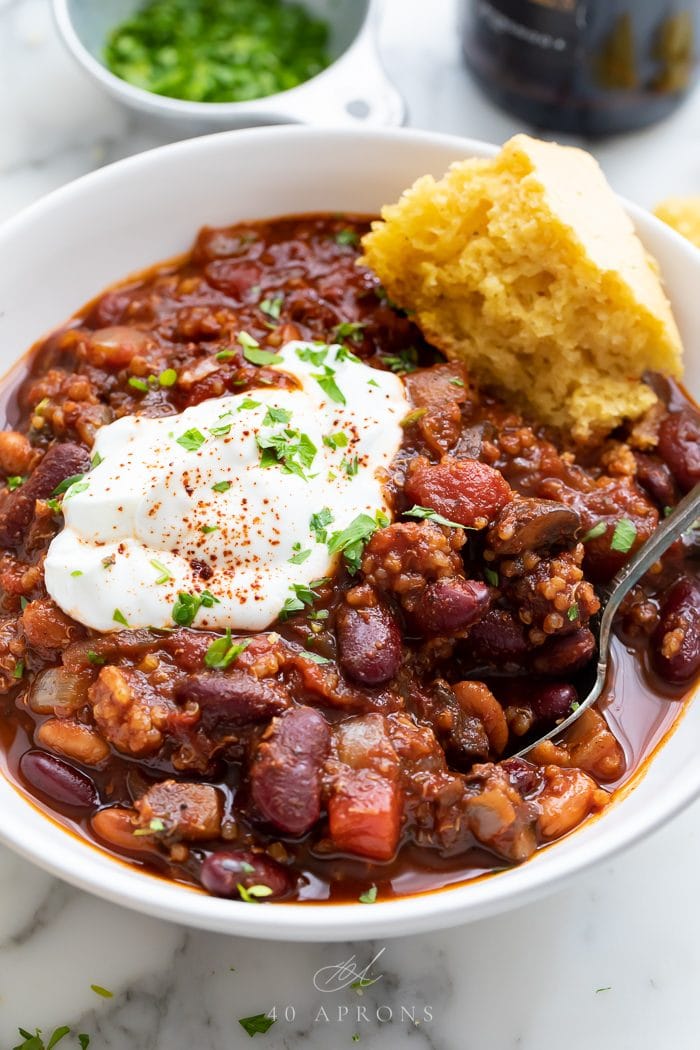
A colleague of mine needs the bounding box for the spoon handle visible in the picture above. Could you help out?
[515,480,700,758]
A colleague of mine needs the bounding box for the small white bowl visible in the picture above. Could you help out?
[52,0,405,131]
[0,126,698,940]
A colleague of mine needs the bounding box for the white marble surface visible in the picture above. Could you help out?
[2,0,700,1046]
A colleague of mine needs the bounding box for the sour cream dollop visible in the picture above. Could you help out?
[44,341,410,632]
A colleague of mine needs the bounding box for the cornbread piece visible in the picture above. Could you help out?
[362,134,683,440]
[654,196,700,249]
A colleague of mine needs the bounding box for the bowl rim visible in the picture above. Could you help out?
[1,123,699,941]
[52,0,376,117]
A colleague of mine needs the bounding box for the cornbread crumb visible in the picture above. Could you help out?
[362,135,683,441]
[654,195,700,249]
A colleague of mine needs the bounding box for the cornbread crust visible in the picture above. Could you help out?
[362,134,683,441]
[654,196,700,250]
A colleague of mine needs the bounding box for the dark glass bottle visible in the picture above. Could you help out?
[460,0,699,136]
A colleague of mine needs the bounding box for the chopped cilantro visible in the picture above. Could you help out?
[13,659,24,680]
[133,817,166,837]
[289,542,312,565]
[150,558,173,584]
[209,422,233,438]
[127,376,149,392]
[171,591,217,627]
[484,567,499,587]
[6,475,25,490]
[381,347,418,374]
[52,473,85,496]
[449,377,465,387]
[45,498,61,513]
[333,321,365,344]
[78,1037,90,1050]
[295,344,329,367]
[238,1013,276,1038]
[342,455,359,477]
[238,398,262,411]
[262,405,292,427]
[310,507,334,543]
[335,228,359,247]
[216,348,235,362]
[212,480,232,493]
[176,428,206,452]
[327,511,388,574]
[581,521,607,542]
[200,524,219,534]
[112,609,129,627]
[567,603,579,621]
[301,650,330,664]
[400,407,427,428]
[257,428,317,480]
[239,332,282,366]
[70,569,83,577]
[311,366,346,405]
[403,504,464,529]
[204,631,250,670]
[323,430,349,450]
[91,452,103,468]
[610,518,637,553]
[87,651,106,666]
[280,581,321,619]
[358,884,378,904]
[367,378,380,388]
[63,480,89,500]
[260,296,284,320]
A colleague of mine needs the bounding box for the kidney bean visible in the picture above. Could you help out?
[0,442,91,546]
[174,671,289,730]
[200,849,293,900]
[532,628,596,675]
[404,456,512,528]
[487,497,580,556]
[336,602,402,686]
[466,609,529,667]
[529,683,578,722]
[412,577,491,635]
[633,453,678,509]
[250,706,330,835]
[658,410,700,493]
[651,576,700,684]
[20,750,98,810]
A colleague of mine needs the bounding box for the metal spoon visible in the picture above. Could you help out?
[516,480,700,758]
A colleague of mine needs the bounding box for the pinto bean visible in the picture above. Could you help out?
[92,806,158,854]
[336,602,402,686]
[536,765,607,840]
[405,456,512,529]
[532,628,596,675]
[412,577,491,635]
[20,750,98,810]
[249,706,330,835]
[36,718,110,767]
[0,442,91,546]
[0,431,33,476]
[651,576,700,684]
[200,849,293,900]
[174,671,290,729]
[487,497,580,556]
[658,410,700,493]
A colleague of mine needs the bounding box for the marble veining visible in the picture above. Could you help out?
[2,0,700,1046]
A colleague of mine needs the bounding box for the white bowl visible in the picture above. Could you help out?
[53,0,405,132]
[0,126,698,941]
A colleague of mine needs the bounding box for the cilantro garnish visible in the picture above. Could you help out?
[237,883,273,903]
[333,321,365,344]
[91,452,103,468]
[90,984,113,998]
[172,589,219,627]
[262,405,292,427]
[238,398,261,411]
[159,368,178,387]
[335,228,359,247]
[327,511,388,574]
[280,581,322,619]
[257,428,317,480]
[567,603,579,621]
[176,428,206,452]
[128,376,149,392]
[484,567,499,587]
[301,650,330,664]
[289,542,312,565]
[323,431,349,450]
[381,347,418,374]
[212,480,232,493]
[403,504,463,529]
[52,473,85,496]
[581,521,607,542]
[216,348,235,362]
[310,507,334,543]
[311,366,346,405]
[239,332,282,366]
[112,609,129,627]
[342,455,359,477]
[204,631,250,670]
[295,344,329,367]
[358,884,378,904]
[260,296,283,320]
[610,518,637,553]
[400,407,428,428]
[238,1013,276,1038]
[87,651,106,666]
[6,475,25,490]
